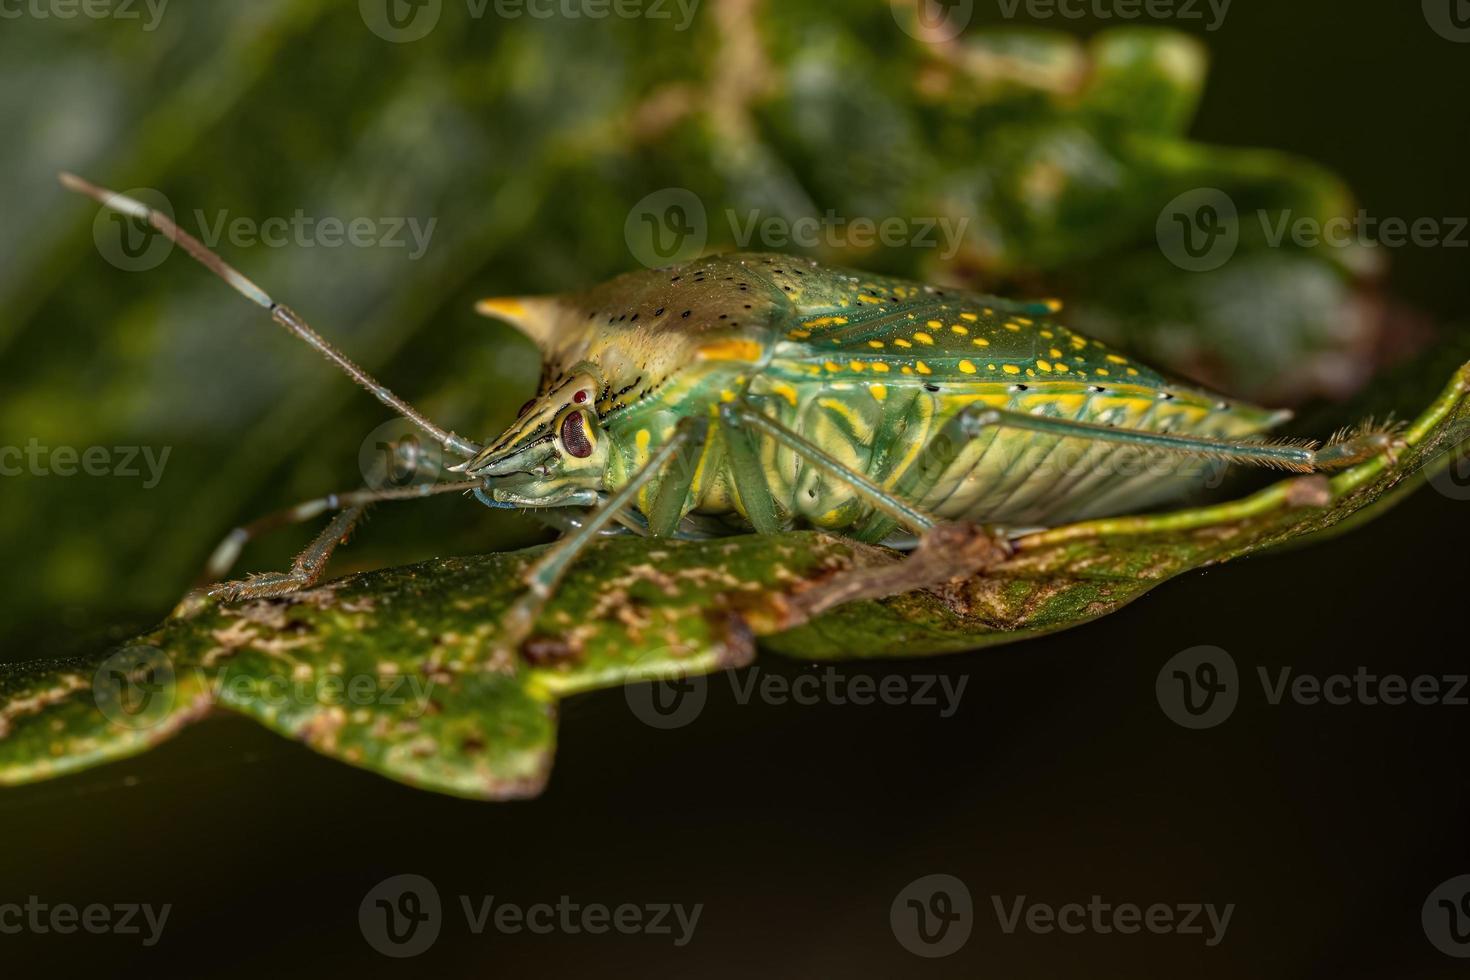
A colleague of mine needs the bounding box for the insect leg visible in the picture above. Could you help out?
[722,401,938,534]
[58,173,482,459]
[201,505,368,605]
[722,401,1010,613]
[499,416,711,647]
[945,407,1399,473]
[198,480,485,585]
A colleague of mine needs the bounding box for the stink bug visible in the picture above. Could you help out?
[61,174,1401,644]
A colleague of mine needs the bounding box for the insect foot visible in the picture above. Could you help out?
[789,524,1013,622]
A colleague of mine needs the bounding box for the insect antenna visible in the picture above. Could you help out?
[57,172,483,459]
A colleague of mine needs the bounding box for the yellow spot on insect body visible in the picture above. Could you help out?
[788,329,811,339]
[950,325,968,335]
[868,340,885,348]
[824,360,842,373]
[1043,298,1063,313]
[849,360,867,372]
[961,312,979,322]
[857,294,883,305]
[1037,360,1053,372]
[719,390,736,402]
[697,339,763,362]
[871,362,890,373]
[914,332,934,345]
[805,316,849,327]
[1105,354,1128,365]
[894,338,912,348]
[1050,348,1063,359]
[972,338,990,347]
[926,320,943,329]
[959,360,977,374]
[1003,364,1021,375]
[770,383,799,406]
[1004,323,1021,332]
[869,383,887,401]
[916,362,932,375]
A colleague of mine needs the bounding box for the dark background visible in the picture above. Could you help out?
[1,0,1468,976]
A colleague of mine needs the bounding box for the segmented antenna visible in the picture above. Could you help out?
[58,172,483,459]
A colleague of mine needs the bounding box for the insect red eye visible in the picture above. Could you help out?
[573,390,589,404]
[518,399,537,417]
[561,411,594,458]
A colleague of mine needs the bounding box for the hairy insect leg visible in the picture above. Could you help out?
[197,480,485,585]
[944,406,1401,473]
[181,505,367,614]
[498,417,711,649]
[722,401,1011,607]
[58,173,482,459]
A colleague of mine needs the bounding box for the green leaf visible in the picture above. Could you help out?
[3,360,1467,799]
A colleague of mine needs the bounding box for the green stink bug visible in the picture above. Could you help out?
[61,174,1400,645]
